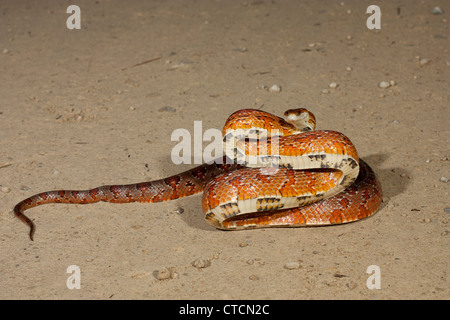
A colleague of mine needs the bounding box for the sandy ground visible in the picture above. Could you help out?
[0,0,448,300]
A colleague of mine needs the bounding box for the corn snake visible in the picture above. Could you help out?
[13,108,382,240]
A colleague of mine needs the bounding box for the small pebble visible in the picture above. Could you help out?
[129,106,135,111]
[1,186,11,193]
[329,82,338,89]
[284,262,301,270]
[346,66,352,71]
[423,218,431,223]
[256,259,265,266]
[444,208,450,214]
[172,207,184,214]
[419,58,431,66]
[2,48,9,54]
[158,106,176,112]
[239,241,250,247]
[346,281,357,290]
[431,7,444,15]
[379,81,390,89]
[212,252,220,260]
[334,272,348,278]
[249,274,259,281]
[155,267,177,280]
[168,62,188,70]
[389,80,396,86]
[321,89,330,94]
[192,258,211,269]
[268,84,281,93]
[439,176,448,183]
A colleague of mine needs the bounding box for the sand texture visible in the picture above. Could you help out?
[0,0,448,299]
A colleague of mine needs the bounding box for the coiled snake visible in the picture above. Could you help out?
[13,108,382,240]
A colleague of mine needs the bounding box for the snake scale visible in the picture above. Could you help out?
[13,108,382,240]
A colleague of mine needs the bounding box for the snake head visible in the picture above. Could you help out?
[283,108,316,132]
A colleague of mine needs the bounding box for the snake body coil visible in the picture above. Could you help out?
[13,109,382,240]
